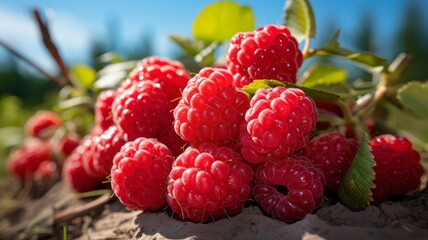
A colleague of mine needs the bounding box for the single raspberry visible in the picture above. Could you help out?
[91,126,126,178]
[111,137,174,211]
[166,143,253,222]
[25,110,62,139]
[7,138,51,180]
[369,135,424,205]
[173,67,250,147]
[95,89,117,131]
[112,80,172,141]
[52,131,81,157]
[127,56,190,104]
[239,86,317,164]
[225,24,303,88]
[301,132,354,193]
[62,146,102,193]
[252,156,326,223]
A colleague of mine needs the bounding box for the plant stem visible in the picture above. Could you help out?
[302,36,311,59]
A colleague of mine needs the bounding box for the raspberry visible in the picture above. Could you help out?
[166,143,253,222]
[225,24,303,88]
[173,67,250,147]
[95,89,117,131]
[52,131,81,157]
[369,135,424,205]
[91,126,126,178]
[127,56,190,104]
[62,146,102,193]
[301,132,354,193]
[111,137,174,211]
[112,80,172,141]
[25,110,62,139]
[34,161,58,181]
[7,138,51,180]
[252,156,326,223]
[239,86,317,164]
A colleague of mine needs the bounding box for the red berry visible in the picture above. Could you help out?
[7,138,51,180]
[239,86,317,164]
[25,110,62,139]
[369,135,424,205]
[112,80,172,141]
[166,143,253,222]
[34,161,58,181]
[62,146,102,193]
[111,137,174,211]
[252,156,326,223]
[173,67,250,147]
[53,131,81,157]
[127,56,190,105]
[225,24,303,88]
[95,90,117,131]
[301,132,354,193]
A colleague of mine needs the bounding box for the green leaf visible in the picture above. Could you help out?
[314,30,388,73]
[70,65,96,90]
[192,1,255,42]
[242,79,342,102]
[397,81,428,119]
[302,64,347,87]
[283,0,316,42]
[338,132,375,209]
[169,34,205,56]
[94,61,137,90]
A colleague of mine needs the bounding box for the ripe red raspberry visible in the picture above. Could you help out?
[369,135,424,205]
[252,156,326,223]
[301,132,354,193]
[91,126,126,178]
[239,86,317,164]
[62,146,102,193]
[52,131,81,157]
[166,143,253,222]
[225,24,303,88]
[112,80,172,141]
[95,90,117,131]
[127,56,189,104]
[111,137,174,211]
[7,138,51,180]
[34,161,58,181]
[25,110,62,139]
[173,67,250,147]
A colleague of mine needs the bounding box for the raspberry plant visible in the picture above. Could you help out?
[1,0,427,230]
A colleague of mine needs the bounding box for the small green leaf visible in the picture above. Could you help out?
[169,34,205,56]
[94,61,137,90]
[58,96,92,110]
[397,81,428,119]
[338,132,375,209]
[192,1,255,42]
[310,83,352,99]
[242,79,342,102]
[302,64,347,87]
[314,30,388,73]
[70,65,96,90]
[284,0,316,42]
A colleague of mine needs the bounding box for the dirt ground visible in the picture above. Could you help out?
[1,172,427,240]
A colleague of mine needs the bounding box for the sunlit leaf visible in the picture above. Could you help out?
[314,30,387,73]
[169,34,205,56]
[193,1,255,42]
[338,132,375,209]
[302,64,347,87]
[397,81,428,118]
[284,0,316,42]
[70,65,96,90]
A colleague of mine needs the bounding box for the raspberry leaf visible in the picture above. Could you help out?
[70,65,96,90]
[192,1,255,42]
[283,0,316,42]
[242,80,343,102]
[396,81,428,119]
[301,64,347,87]
[94,61,137,90]
[338,132,375,209]
[169,35,206,56]
[314,30,388,73]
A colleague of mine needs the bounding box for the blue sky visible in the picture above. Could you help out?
[0,0,427,74]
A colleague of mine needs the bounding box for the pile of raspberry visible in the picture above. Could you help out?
[7,24,424,226]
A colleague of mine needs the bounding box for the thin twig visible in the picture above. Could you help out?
[33,9,72,87]
[0,39,64,88]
